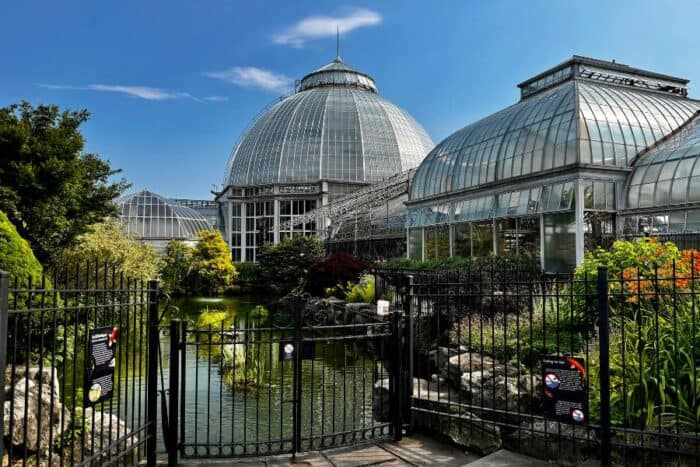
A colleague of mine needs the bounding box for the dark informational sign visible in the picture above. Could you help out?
[542,355,587,424]
[85,326,118,406]
[278,340,315,362]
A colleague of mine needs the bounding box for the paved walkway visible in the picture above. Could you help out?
[177,434,478,466]
[177,434,551,467]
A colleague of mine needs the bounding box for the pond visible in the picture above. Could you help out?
[157,294,390,457]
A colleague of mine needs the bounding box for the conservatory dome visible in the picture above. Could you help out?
[223,57,434,188]
[116,189,212,243]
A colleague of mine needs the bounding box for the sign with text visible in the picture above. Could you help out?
[542,355,587,424]
[84,326,118,406]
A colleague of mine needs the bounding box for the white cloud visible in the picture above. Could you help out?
[203,95,229,102]
[37,83,201,101]
[273,7,382,47]
[203,67,292,93]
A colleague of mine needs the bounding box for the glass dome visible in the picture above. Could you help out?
[117,189,212,241]
[223,57,434,188]
[410,79,700,200]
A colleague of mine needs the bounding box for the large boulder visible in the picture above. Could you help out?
[442,352,498,386]
[77,408,138,464]
[3,367,70,455]
[460,372,542,417]
[373,377,501,454]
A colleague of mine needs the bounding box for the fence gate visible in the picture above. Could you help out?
[169,294,401,461]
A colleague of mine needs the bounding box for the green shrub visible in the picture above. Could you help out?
[256,236,325,295]
[190,231,238,295]
[345,275,375,304]
[235,261,261,283]
[160,240,194,295]
[57,219,158,285]
[380,254,540,274]
[450,294,583,367]
[0,209,44,290]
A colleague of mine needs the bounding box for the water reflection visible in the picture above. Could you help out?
[163,295,390,457]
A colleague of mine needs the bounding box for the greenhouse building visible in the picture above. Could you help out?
[407,56,700,272]
[217,56,434,262]
[117,189,214,252]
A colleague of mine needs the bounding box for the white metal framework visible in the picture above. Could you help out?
[407,56,700,272]
[218,56,434,261]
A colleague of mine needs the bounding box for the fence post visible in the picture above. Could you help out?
[597,266,611,466]
[405,275,414,435]
[291,294,305,460]
[168,319,181,467]
[391,307,403,441]
[0,271,9,461]
[146,280,160,467]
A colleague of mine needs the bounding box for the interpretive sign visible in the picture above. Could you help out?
[85,326,118,406]
[279,340,315,362]
[376,300,390,316]
[542,355,587,424]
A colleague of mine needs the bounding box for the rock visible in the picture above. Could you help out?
[442,352,497,385]
[460,371,542,418]
[3,374,71,455]
[428,346,461,373]
[430,374,446,384]
[373,377,501,454]
[412,395,501,455]
[506,419,597,465]
[79,408,138,463]
[4,366,60,399]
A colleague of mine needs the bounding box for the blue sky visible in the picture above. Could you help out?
[3,0,700,199]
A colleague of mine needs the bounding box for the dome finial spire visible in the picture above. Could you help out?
[335,24,341,62]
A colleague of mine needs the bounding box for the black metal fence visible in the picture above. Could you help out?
[0,264,160,466]
[166,294,398,461]
[376,264,700,466]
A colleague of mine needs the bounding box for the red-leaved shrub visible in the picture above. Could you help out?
[305,253,366,296]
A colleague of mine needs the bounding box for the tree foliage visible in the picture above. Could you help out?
[57,219,158,285]
[0,102,128,265]
[256,236,325,294]
[160,240,195,295]
[190,231,237,295]
[0,209,44,289]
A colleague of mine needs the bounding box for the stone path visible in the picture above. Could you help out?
[176,434,550,466]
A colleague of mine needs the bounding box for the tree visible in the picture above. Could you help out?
[190,231,237,295]
[256,236,325,294]
[0,102,128,265]
[57,219,158,285]
[0,209,44,290]
[160,240,195,295]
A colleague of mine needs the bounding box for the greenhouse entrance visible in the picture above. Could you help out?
[167,295,402,462]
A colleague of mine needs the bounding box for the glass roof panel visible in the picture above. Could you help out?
[626,115,700,210]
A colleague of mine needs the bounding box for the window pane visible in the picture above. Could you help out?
[543,212,576,273]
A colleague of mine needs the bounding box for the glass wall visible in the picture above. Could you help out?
[424,225,450,260]
[408,229,423,260]
[453,223,471,257]
[543,212,576,273]
[472,221,494,257]
[231,203,242,262]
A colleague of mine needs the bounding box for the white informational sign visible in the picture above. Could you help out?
[376,299,390,316]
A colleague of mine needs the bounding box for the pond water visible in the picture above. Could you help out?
[157,295,390,457]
